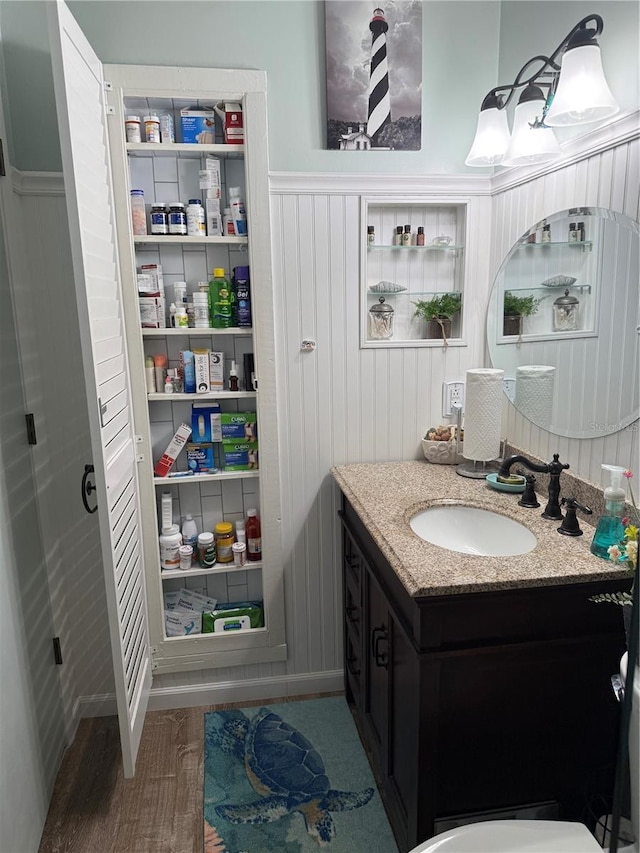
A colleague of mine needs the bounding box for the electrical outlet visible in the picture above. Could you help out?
[442,380,465,417]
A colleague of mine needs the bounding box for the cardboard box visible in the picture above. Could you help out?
[191,404,222,443]
[209,351,224,391]
[218,412,257,442]
[186,443,216,473]
[139,295,166,328]
[217,102,244,145]
[180,108,217,143]
[206,198,223,236]
[221,440,258,471]
[154,423,192,477]
[140,263,164,291]
[193,349,210,393]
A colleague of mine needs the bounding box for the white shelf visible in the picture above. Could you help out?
[153,470,259,486]
[161,561,262,580]
[127,142,244,157]
[134,235,247,246]
[147,391,256,400]
[142,327,252,337]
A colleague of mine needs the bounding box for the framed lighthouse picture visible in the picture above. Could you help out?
[325,1,422,150]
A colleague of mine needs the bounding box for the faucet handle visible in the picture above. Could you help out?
[549,453,570,473]
[558,497,592,536]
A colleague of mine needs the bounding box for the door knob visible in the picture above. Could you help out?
[81,464,98,514]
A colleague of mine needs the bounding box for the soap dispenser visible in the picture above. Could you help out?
[590,464,627,559]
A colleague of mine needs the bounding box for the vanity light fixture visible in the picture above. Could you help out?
[465,15,619,168]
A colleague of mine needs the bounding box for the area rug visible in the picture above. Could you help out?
[204,695,398,852]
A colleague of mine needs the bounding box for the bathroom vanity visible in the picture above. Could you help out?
[333,462,630,853]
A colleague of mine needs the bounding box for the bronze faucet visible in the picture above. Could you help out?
[498,453,570,520]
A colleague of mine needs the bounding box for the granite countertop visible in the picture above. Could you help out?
[332,460,630,598]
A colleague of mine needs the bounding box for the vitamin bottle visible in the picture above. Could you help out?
[159,525,182,570]
[215,521,235,563]
[168,203,187,235]
[245,509,262,562]
[150,203,168,235]
[130,189,147,235]
[197,532,216,568]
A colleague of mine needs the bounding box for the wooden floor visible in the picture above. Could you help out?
[38,693,342,853]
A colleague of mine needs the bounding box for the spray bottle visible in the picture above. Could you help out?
[590,464,627,559]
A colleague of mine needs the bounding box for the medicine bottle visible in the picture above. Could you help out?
[245,509,262,562]
[144,114,161,143]
[168,203,187,235]
[186,199,206,236]
[197,532,216,568]
[159,525,182,570]
[150,203,168,235]
[215,522,235,563]
[125,115,142,143]
[130,190,147,236]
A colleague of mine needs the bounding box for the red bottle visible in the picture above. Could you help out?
[245,509,262,562]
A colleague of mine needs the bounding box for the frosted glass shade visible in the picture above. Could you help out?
[465,106,511,166]
[545,45,619,126]
[503,99,561,167]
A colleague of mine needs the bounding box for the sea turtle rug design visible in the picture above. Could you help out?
[205,706,375,848]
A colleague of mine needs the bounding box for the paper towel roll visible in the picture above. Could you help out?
[463,368,504,461]
[515,365,556,427]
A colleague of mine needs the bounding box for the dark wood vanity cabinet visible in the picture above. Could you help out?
[339,497,630,853]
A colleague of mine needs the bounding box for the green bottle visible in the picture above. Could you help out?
[209,268,234,329]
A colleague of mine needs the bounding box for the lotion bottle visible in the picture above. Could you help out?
[590,464,627,559]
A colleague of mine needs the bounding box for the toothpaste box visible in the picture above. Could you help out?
[221,440,259,471]
[193,349,210,393]
[186,442,215,473]
[139,295,166,328]
[191,404,222,443]
[154,423,192,477]
[180,108,217,143]
[209,351,224,391]
[218,412,257,442]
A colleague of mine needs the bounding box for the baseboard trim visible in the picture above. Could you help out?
[77,669,344,717]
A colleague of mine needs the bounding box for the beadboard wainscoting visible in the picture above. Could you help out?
[489,131,640,483]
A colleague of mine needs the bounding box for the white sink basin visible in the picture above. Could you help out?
[409,505,537,556]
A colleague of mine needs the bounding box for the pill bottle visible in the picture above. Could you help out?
[168,203,187,235]
[179,544,193,570]
[125,115,142,143]
[232,542,247,567]
[150,203,168,235]
[159,524,182,570]
[144,114,161,143]
[186,199,206,236]
[130,189,147,235]
[223,208,235,236]
[215,521,235,563]
[197,532,216,568]
[192,291,210,328]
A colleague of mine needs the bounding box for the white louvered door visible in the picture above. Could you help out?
[47,0,151,777]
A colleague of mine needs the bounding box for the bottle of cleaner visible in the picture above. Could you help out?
[590,464,627,559]
[228,187,248,237]
[209,268,234,328]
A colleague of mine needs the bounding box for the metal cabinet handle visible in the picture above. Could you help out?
[81,464,98,514]
[371,625,388,669]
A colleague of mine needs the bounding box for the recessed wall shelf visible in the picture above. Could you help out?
[126,142,244,158]
[161,561,261,580]
[142,327,252,336]
[153,470,259,486]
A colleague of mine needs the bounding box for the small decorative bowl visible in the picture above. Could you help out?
[421,436,464,465]
[432,235,452,247]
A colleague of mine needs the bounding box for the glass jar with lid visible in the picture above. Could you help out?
[368,296,395,340]
[552,289,579,332]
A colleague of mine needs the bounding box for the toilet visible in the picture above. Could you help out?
[410,653,639,853]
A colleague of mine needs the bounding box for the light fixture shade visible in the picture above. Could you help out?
[545,44,619,126]
[503,99,561,167]
[465,106,511,166]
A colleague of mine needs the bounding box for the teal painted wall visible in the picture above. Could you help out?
[0,0,637,173]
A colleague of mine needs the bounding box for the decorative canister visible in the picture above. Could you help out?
[368,296,395,340]
[552,288,579,332]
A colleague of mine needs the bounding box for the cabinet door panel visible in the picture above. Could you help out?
[364,567,390,774]
[47,0,151,778]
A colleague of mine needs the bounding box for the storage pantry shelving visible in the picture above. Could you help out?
[361,198,468,348]
[109,73,286,677]
[49,1,286,773]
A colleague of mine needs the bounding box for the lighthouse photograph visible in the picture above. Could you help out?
[325,1,422,150]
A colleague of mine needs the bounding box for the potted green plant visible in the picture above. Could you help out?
[503,291,543,336]
[412,292,462,345]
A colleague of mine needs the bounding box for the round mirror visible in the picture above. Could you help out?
[487,207,639,439]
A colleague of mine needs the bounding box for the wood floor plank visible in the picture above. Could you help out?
[37,693,342,853]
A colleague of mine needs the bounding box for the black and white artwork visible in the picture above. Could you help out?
[325,1,422,151]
